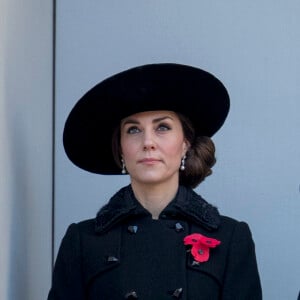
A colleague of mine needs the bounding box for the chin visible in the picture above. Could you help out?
[131,172,178,186]
[135,176,163,185]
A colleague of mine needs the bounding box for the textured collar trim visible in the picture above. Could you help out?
[95,185,220,233]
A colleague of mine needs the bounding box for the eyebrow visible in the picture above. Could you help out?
[121,116,174,127]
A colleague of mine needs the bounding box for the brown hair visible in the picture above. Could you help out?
[177,113,216,188]
[111,112,216,188]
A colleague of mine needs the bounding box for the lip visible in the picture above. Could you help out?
[138,158,162,164]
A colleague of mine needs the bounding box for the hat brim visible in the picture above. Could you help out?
[63,63,230,174]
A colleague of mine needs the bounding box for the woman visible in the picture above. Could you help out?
[48,63,262,299]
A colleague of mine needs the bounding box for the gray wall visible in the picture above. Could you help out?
[0,0,53,299]
[54,1,300,299]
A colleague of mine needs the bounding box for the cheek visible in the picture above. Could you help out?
[120,138,136,159]
[164,139,186,157]
[120,133,128,154]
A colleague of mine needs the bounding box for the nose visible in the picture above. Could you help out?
[143,130,156,151]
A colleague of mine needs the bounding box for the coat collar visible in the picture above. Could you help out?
[95,185,220,233]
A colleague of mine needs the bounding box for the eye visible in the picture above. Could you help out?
[157,123,171,131]
[126,126,141,134]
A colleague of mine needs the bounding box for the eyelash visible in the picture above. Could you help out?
[157,123,171,131]
[126,126,140,134]
[126,123,171,134]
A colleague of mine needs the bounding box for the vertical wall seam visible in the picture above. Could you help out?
[51,0,56,269]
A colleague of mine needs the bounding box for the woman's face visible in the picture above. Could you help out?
[120,110,188,186]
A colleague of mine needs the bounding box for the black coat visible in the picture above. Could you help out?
[48,185,262,299]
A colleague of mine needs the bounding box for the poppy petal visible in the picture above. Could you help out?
[191,245,210,262]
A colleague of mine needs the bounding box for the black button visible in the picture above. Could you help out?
[174,222,184,232]
[172,287,183,298]
[191,260,200,267]
[161,214,167,219]
[107,255,119,262]
[125,290,138,299]
[128,225,138,234]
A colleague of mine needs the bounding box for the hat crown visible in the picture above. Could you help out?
[63,63,230,174]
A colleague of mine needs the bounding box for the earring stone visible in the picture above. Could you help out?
[121,159,126,174]
[180,155,186,171]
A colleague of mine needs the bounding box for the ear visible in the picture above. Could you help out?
[182,139,190,156]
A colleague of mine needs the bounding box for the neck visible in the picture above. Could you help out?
[130,179,179,219]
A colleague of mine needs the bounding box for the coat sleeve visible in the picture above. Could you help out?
[47,223,85,300]
[222,221,262,300]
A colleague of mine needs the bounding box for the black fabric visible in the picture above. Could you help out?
[95,185,220,233]
[48,186,262,300]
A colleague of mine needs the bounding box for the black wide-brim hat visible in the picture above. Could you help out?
[63,63,230,174]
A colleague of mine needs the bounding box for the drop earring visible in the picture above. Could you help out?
[180,155,186,171]
[121,159,126,174]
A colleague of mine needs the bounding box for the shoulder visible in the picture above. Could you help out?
[219,215,254,240]
[76,218,96,231]
[58,219,95,245]
[210,215,256,259]
[59,219,97,247]
[65,218,96,234]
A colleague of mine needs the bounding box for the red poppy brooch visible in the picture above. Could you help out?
[183,233,221,262]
